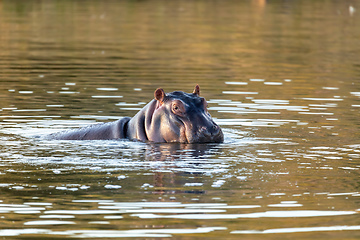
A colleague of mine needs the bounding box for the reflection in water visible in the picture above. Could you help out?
[0,127,359,237]
[232,225,360,235]
[0,0,360,239]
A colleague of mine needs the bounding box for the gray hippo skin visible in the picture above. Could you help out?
[48,85,223,143]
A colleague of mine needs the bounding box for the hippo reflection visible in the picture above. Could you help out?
[48,85,223,143]
[145,143,222,195]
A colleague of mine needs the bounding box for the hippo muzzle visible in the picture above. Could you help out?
[182,110,223,144]
[191,123,223,143]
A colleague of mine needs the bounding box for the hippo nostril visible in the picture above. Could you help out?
[211,125,220,135]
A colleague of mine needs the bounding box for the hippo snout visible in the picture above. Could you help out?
[195,124,223,143]
[200,125,220,136]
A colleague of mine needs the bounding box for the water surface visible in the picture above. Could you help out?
[0,0,359,239]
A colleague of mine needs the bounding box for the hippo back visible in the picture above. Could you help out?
[47,117,130,140]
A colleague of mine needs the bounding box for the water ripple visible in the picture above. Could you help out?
[133,210,357,219]
[231,225,360,234]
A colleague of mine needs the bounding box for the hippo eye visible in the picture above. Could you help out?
[172,101,186,116]
[172,104,181,113]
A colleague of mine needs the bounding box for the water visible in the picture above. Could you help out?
[0,0,360,239]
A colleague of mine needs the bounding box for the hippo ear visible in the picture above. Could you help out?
[193,84,200,96]
[154,88,166,103]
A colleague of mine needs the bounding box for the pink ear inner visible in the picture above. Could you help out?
[193,84,200,96]
[154,88,165,102]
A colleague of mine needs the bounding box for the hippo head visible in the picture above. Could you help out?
[149,85,224,143]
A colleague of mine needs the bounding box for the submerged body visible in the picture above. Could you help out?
[48,85,223,143]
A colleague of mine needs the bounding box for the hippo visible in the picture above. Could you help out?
[47,85,223,143]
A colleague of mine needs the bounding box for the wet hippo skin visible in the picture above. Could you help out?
[47,85,224,143]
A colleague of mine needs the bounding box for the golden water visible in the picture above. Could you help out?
[0,1,359,239]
